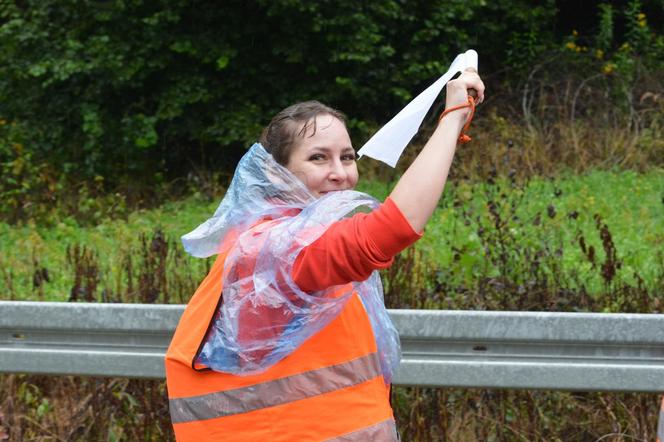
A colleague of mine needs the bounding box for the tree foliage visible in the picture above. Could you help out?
[0,0,560,179]
[0,0,661,193]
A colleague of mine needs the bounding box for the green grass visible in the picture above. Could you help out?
[1,168,662,303]
[420,168,664,294]
[0,197,218,301]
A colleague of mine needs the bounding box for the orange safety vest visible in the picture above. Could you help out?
[165,249,397,441]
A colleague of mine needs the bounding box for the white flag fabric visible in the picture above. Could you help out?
[357,49,478,167]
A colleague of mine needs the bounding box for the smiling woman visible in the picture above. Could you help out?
[165,70,485,441]
[258,101,359,197]
[283,113,358,197]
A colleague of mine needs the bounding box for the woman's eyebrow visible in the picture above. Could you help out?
[309,146,355,153]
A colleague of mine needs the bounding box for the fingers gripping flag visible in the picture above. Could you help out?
[357,49,478,168]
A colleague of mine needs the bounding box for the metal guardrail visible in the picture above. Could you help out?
[2,301,664,393]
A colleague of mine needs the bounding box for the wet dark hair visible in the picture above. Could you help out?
[260,101,347,166]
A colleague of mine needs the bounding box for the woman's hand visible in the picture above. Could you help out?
[444,68,485,122]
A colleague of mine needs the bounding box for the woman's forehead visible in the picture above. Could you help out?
[297,114,342,137]
[294,116,351,150]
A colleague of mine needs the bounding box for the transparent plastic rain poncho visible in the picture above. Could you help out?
[181,143,400,383]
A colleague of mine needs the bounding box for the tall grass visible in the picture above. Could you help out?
[2,169,661,303]
[0,375,172,441]
[382,186,662,440]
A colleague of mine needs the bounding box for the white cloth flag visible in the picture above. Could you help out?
[357,49,478,168]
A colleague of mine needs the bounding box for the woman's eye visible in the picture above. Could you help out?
[309,154,325,161]
[342,153,357,161]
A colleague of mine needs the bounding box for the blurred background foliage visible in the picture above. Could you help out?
[1,0,662,224]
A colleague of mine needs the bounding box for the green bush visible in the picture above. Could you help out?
[0,0,556,182]
[0,120,57,223]
[1,0,662,225]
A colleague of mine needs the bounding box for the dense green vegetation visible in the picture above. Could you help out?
[1,0,663,225]
[1,0,663,440]
[1,169,661,305]
[0,0,557,177]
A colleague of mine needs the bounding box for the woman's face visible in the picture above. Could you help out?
[285,114,358,197]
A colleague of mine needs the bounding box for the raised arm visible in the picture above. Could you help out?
[293,70,484,293]
[389,69,485,232]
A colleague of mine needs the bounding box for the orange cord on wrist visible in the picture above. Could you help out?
[438,96,476,144]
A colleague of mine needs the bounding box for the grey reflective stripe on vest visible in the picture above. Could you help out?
[170,352,382,424]
[326,418,398,442]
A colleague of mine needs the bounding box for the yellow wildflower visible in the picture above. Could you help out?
[572,29,578,37]
[595,49,604,59]
[566,41,576,50]
[637,12,646,20]
[602,63,615,74]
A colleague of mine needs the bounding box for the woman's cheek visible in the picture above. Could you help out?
[350,166,359,188]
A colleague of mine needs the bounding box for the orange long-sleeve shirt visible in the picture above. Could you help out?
[293,197,422,292]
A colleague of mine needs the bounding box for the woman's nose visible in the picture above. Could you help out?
[328,160,347,182]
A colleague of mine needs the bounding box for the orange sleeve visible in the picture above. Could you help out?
[292,197,422,293]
